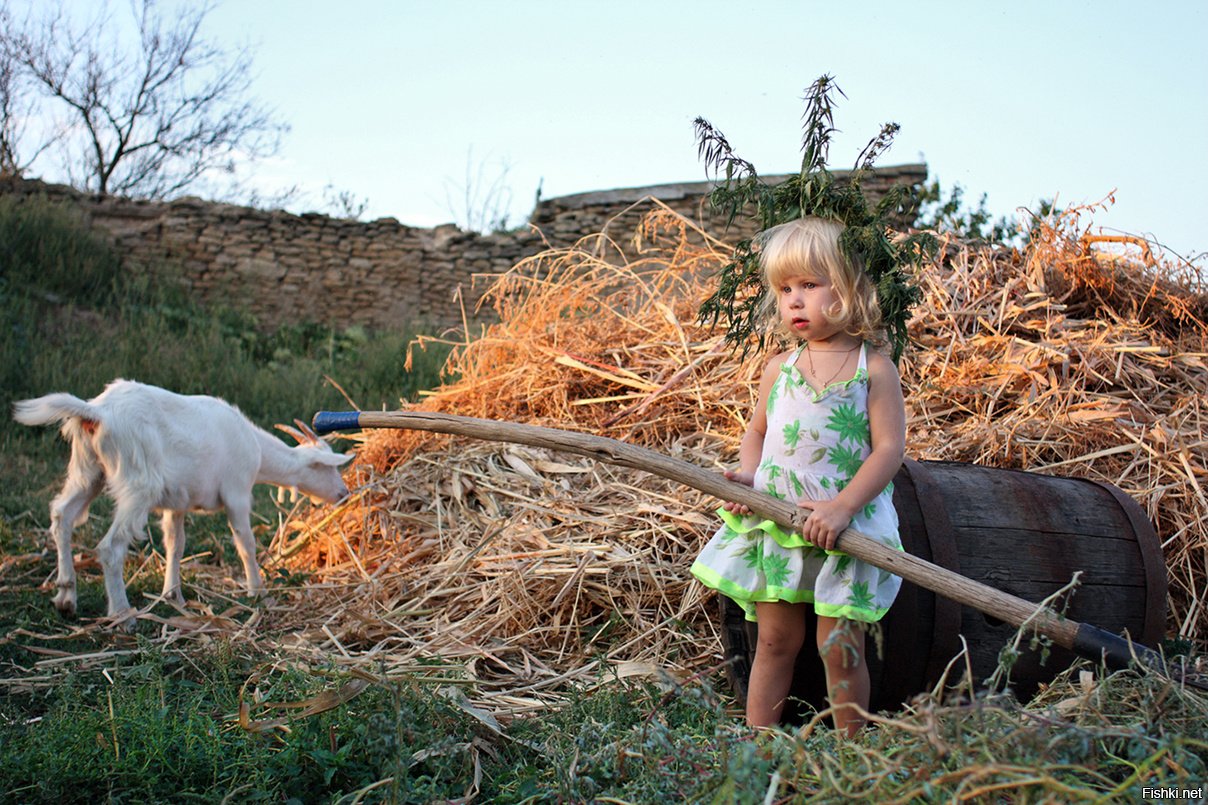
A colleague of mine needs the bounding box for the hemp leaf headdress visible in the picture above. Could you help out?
[695,75,935,363]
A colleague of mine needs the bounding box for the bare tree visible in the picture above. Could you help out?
[0,0,287,198]
[0,2,57,177]
[0,31,27,176]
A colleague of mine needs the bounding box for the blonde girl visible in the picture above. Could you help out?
[691,216,906,735]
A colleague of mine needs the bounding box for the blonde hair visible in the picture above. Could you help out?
[757,217,883,342]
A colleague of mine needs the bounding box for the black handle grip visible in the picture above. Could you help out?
[312,411,362,435]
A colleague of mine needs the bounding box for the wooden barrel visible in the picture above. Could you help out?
[719,458,1167,719]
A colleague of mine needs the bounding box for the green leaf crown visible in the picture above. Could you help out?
[694,75,936,363]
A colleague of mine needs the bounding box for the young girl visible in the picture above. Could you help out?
[691,216,906,736]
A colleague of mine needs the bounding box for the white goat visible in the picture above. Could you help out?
[12,379,352,625]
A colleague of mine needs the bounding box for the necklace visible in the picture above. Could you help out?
[805,342,860,389]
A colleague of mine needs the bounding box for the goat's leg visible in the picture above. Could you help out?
[160,510,187,606]
[95,504,148,627]
[47,470,103,616]
[226,502,266,597]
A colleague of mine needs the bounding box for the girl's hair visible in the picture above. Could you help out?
[757,216,883,342]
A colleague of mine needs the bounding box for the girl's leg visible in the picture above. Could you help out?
[816,616,870,737]
[746,601,807,727]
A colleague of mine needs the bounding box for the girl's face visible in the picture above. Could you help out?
[777,273,843,342]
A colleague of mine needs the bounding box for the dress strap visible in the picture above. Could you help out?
[857,341,868,372]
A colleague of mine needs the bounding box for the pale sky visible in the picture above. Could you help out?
[16,1,1208,265]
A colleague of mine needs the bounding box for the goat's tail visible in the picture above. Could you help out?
[12,393,100,428]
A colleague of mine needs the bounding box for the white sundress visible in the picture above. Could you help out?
[691,343,903,623]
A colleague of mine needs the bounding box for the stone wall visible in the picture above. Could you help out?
[529,164,927,248]
[0,164,925,332]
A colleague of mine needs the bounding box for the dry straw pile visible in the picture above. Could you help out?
[265,202,1206,709]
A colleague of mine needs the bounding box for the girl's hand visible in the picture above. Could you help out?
[721,468,755,515]
[796,498,854,551]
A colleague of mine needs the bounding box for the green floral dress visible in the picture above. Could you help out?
[691,343,903,623]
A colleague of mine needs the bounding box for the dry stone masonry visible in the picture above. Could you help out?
[1,164,925,333]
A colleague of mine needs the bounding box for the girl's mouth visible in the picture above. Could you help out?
[792,317,809,329]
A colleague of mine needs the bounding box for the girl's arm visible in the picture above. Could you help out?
[720,353,784,514]
[798,350,906,549]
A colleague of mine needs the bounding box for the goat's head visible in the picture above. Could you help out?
[276,420,353,503]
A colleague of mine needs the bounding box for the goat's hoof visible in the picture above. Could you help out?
[108,617,137,634]
[105,607,138,633]
[52,595,77,617]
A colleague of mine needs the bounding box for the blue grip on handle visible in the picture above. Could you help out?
[312,411,362,434]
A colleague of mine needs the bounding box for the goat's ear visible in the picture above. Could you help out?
[313,452,354,467]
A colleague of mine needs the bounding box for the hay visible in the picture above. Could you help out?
[251,210,750,709]
[242,200,1206,708]
[901,206,1207,640]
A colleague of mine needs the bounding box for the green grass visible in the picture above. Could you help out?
[1,631,1204,803]
[0,635,735,804]
[0,643,490,803]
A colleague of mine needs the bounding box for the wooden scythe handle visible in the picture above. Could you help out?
[313,409,1181,682]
